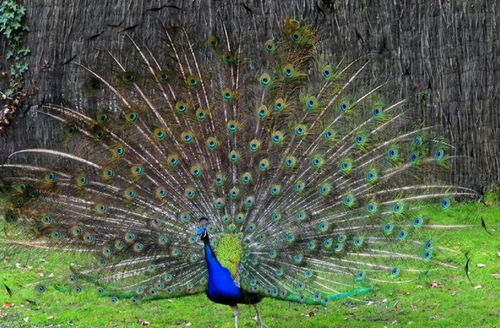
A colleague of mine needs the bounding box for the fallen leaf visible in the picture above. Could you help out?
[307,311,315,317]
[138,319,150,326]
[474,285,483,289]
[492,273,500,279]
[430,281,441,288]
[2,302,12,310]
[23,317,29,323]
[476,263,486,268]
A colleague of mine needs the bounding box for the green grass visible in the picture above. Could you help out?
[0,199,498,327]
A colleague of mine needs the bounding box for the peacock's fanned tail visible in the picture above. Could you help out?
[1,19,476,305]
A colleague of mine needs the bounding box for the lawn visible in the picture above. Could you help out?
[0,196,499,327]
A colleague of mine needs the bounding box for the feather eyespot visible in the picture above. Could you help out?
[244,196,255,208]
[214,173,227,187]
[366,202,378,213]
[311,154,324,169]
[166,154,180,168]
[264,40,277,54]
[318,183,332,196]
[235,212,246,224]
[157,70,169,83]
[255,105,269,118]
[270,184,281,196]
[222,52,237,64]
[398,230,408,240]
[355,271,366,282]
[258,158,270,171]
[294,180,305,193]
[240,172,253,184]
[304,96,318,111]
[248,139,262,152]
[282,64,296,78]
[119,71,136,84]
[180,131,194,143]
[271,211,281,223]
[207,35,219,49]
[186,75,200,88]
[185,187,196,200]
[227,120,240,133]
[387,146,400,161]
[274,98,286,112]
[228,150,240,163]
[258,73,272,86]
[343,194,356,207]
[156,187,168,198]
[321,64,336,80]
[323,128,336,141]
[338,100,349,112]
[221,88,235,101]
[175,102,188,113]
[440,198,451,209]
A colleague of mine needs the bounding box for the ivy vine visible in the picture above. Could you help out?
[0,0,30,132]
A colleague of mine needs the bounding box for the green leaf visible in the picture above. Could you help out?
[17,47,30,56]
[4,88,14,97]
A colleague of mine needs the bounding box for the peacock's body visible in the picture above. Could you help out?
[0,19,477,327]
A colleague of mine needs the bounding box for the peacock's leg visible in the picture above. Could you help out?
[253,305,267,328]
[231,305,239,328]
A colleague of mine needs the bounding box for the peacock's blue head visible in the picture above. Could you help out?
[196,226,206,235]
[196,217,209,241]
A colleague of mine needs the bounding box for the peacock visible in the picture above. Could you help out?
[0,18,478,327]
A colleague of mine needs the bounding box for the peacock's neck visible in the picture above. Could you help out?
[203,238,218,272]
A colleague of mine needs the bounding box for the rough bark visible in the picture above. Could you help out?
[1,0,498,191]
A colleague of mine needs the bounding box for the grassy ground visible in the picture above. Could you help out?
[0,197,498,327]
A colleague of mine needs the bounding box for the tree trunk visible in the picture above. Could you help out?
[1,0,498,191]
